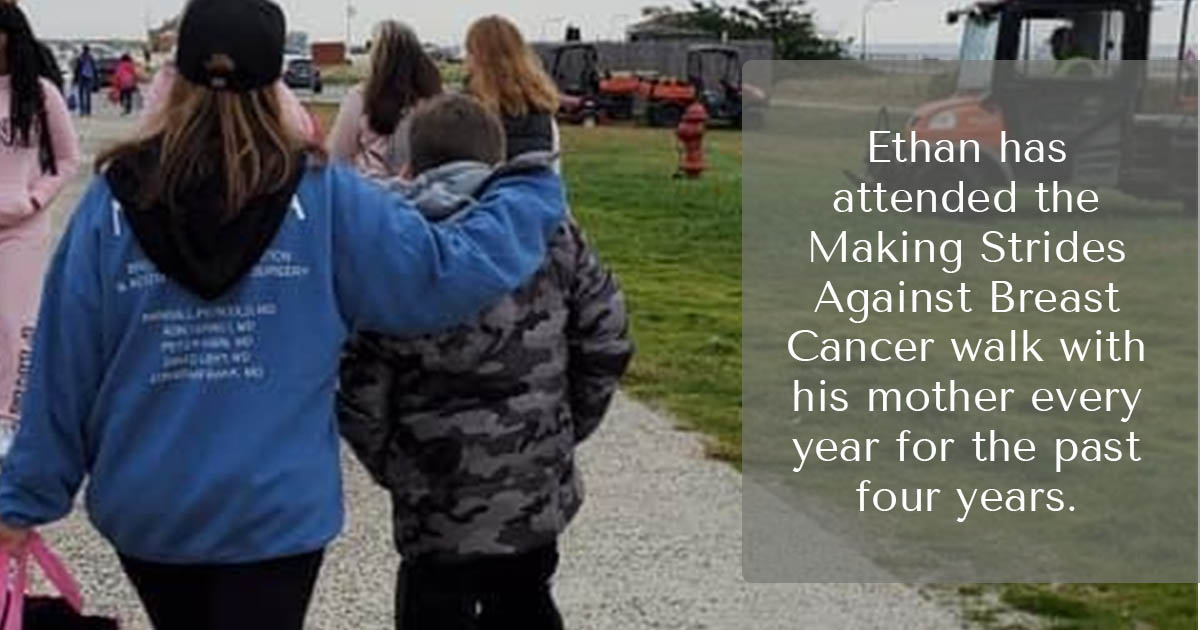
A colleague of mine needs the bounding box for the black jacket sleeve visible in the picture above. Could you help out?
[337,333,398,487]
[564,222,633,443]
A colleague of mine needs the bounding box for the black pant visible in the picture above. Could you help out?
[396,544,564,630]
[119,89,136,115]
[119,549,324,630]
[75,80,93,115]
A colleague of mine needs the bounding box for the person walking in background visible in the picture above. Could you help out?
[112,53,138,116]
[72,44,96,116]
[0,3,80,457]
[464,16,561,163]
[0,0,565,628]
[327,20,442,179]
[339,94,632,630]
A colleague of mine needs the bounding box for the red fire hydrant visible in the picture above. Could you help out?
[675,102,709,179]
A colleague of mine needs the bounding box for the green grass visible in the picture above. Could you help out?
[560,125,744,461]
[999,584,1197,629]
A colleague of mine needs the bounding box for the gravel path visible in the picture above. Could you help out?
[30,110,963,629]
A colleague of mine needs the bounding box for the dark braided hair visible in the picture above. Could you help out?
[0,4,56,175]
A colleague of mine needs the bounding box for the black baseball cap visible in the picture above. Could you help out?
[176,0,286,92]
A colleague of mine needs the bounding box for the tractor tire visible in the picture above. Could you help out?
[659,104,684,127]
[648,103,683,128]
[613,96,635,120]
[646,104,666,127]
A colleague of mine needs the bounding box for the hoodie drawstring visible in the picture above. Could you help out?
[111,200,123,237]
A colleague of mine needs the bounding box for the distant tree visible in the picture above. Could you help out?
[647,0,845,59]
[641,5,679,18]
[683,2,741,38]
[736,0,845,59]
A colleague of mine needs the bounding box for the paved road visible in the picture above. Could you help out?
[31,110,963,630]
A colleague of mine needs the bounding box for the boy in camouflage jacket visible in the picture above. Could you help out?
[337,94,633,630]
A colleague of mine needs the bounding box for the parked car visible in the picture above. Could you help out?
[283,56,322,93]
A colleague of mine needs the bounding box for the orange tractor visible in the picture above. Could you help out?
[550,43,638,123]
[550,43,767,128]
[863,0,1197,211]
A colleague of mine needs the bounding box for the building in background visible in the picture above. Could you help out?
[311,41,348,65]
[147,16,179,53]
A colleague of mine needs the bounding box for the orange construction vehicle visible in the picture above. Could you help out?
[863,0,1197,211]
[549,43,768,128]
[551,43,638,124]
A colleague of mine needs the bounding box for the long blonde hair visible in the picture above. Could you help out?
[465,16,559,118]
[98,76,315,218]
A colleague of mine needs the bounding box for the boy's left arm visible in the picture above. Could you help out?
[564,222,634,444]
[337,334,399,487]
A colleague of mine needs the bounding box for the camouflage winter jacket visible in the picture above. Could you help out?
[337,155,633,559]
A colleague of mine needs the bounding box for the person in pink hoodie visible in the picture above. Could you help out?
[0,3,80,454]
[111,54,138,116]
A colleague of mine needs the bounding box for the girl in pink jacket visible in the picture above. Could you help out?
[0,4,81,454]
[111,54,138,116]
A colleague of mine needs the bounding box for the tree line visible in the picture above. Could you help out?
[640,0,846,60]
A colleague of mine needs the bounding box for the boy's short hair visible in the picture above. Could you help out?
[407,94,507,175]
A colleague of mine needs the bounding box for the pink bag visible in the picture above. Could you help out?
[0,534,117,629]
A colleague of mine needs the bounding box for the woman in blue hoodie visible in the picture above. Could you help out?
[0,1,565,628]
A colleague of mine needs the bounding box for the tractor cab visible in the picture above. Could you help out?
[948,0,1149,92]
[549,43,642,123]
[686,45,769,127]
[869,0,1196,209]
[687,45,744,122]
[950,0,1149,60]
[549,43,600,97]
[550,43,602,99]
[549,43,600,124]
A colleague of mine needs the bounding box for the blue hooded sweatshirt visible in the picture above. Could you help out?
[0,157,566,564]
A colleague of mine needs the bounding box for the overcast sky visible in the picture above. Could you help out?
[17,0,1196,47]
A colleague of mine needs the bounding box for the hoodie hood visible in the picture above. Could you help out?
[105,145,305,301]
[396,161,494,221]
[393,151,561,222]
